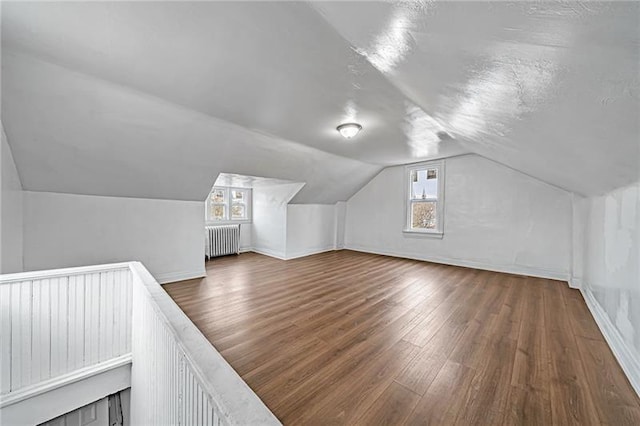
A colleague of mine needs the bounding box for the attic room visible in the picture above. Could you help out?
[0,1,638,425]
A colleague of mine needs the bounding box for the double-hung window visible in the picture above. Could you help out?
[206,186,252,224]
[405,160,444,237]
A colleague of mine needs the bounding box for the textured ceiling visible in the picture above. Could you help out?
[312,1,640,195]
[1,1,638,203]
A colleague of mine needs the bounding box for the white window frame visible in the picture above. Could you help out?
[404,160,445,238]
[205,186,252,225]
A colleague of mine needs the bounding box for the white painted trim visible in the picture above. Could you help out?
[285,246,336,260]
[0,354,132,408]
[205,220,252,226]
[569,276,582,289]
[156,269,206,284]
[0,262,131,284]
[582,288,640,397]
[404,160,445,235]
[402,229,444,239]
[241,246,337,260]
[206,186,252,224]
[345,245,569,281]
[250,247,287,260]
[0,362,130,426]
[239,246,253,253]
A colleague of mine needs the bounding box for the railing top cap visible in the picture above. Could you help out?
[0,260,280,424]
[0,262,134,284]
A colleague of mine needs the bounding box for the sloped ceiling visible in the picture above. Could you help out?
[1,1,638,203]
[2,51,380,203]
[312,1,640,195]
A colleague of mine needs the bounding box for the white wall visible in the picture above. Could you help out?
[0,124,24,273]
[571,194,589,288]
[23,191,205,283]
[335,201,346,249]
[286,204,336,259]
[345,154,573,279]
[251,183,302,259]
[581,181,640,394]
[239,223,252,252]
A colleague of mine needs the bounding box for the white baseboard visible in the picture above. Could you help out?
[285,246,336,260]
[582,288,640,397]
[250,247,287,260]
[569,276,582,289]
[156,269,206,284]
[246,246,337,260]
[345,244,569,281]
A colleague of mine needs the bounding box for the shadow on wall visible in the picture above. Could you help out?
[584,182,640,360]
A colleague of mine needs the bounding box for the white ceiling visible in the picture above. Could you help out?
[313,1,640,195]
[1,1,638,203]
[2,51,380,203]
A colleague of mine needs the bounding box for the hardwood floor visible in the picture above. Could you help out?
[164,250,640,425]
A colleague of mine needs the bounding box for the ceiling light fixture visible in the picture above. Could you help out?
[337,122,362,139]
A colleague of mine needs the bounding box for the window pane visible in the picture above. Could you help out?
[411,201,437,229]
[231,203,245,219]
[232,190,244,201]
[410,168,437,200]
[211,189,225,203]
[211,204,226,220]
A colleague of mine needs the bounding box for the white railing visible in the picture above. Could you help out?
[0,262,280,426]
[0,264,133,397]
[129,262,279,425]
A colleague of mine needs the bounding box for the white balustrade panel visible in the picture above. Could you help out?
[130,263,279,426]
[131,282,222,425]
[0,265,132,395]
[2,261,278,425]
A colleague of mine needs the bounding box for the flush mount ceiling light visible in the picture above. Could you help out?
[336,122,362,139]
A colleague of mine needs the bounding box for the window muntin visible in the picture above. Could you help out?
[206,186,251,224]
[405,161,444,235]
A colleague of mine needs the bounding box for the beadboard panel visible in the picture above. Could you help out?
[0,266,132,395]
[129,262,279,426]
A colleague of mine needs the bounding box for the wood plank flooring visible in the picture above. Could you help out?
[164,250,640,425]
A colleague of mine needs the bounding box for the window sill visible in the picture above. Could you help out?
[402,229,444,239]
[206,220,251,226]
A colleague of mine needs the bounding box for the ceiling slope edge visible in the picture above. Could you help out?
[1,50,383,204]
[2,48,381,169]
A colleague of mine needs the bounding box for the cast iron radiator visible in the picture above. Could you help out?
[205,224,240,259]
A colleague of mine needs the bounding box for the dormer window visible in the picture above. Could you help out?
[206,186,252,224]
